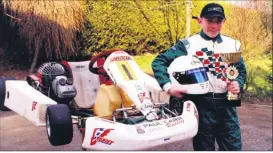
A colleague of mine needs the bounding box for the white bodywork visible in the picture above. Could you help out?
[3,51,199,150]
[104,51,159,120]
[4,81,57,126]
[68,60,168,109]
[82,51,198,150]
[82,101,198,150]
[2,59,170,125]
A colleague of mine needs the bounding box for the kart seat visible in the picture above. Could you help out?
[93,84,133,118]
[68,61,100,109]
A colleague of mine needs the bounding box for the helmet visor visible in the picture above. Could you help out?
[172,67,208,84]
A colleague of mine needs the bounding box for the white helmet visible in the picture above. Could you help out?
[168,56,209,94]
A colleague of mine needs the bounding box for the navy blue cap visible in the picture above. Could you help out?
[200,3,225,19]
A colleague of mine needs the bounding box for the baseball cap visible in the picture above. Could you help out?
[200,3,225,19]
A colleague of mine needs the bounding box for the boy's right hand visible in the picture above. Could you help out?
[167,85,187,98]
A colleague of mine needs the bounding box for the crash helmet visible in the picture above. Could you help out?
[168,56,209,94]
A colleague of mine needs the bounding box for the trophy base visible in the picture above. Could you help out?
[227,99,241,107]
[227,92,240,101]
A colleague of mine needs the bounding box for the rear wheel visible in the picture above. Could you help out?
[0,77,16,111]
[46,104,73,146]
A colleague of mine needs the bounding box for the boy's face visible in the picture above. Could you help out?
[198,17,225,38]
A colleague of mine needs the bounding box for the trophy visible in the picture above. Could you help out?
[219,52,242,100]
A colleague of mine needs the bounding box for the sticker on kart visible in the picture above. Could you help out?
[140,116,185,132]
[90,128,115,145]
[138,92,150,103]
[110,56,132,62]
[116,61,137,81]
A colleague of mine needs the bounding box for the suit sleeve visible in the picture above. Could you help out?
[234,56,247,92]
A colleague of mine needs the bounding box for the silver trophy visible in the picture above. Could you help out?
[220,52,242,100]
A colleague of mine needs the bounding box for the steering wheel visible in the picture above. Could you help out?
[89,49,121,75]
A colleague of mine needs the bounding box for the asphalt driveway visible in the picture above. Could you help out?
[0,103,272,151]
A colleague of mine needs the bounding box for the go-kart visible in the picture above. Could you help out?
[0,50,199,150]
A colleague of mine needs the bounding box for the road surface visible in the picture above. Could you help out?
[0,103,272,151]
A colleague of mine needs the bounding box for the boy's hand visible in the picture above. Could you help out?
[227,81,240,94]
[167,85,187,98]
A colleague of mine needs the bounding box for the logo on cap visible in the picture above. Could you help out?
[208,7,222,12]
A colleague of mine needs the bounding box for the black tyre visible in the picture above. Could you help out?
[46,104,73,146]
[0,77,16,111]
[26,75,37,89]
[169,96,184,116]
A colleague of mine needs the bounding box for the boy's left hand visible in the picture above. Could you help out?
[227,81,240,94]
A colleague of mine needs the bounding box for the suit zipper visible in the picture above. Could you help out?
[213,41,216,48]
[212,40,216,93]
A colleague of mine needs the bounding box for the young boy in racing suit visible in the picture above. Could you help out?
[152,3,246,151]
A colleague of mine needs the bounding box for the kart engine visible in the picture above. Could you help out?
[38,62,77,104]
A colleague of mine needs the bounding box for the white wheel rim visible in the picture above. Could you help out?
[46,114,51,137]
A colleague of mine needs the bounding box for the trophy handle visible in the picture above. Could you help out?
[219,52,242,64]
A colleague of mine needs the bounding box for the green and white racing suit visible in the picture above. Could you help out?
[152,30,246,151]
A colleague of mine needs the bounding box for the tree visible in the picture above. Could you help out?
[223,1,272,61]
[2,0,85,72]
[222,1,272,95]
[83,0,190,55]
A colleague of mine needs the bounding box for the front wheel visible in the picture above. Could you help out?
[0,77,16,111]
[46,104,73,146]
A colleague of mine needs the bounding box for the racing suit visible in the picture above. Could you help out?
[152,30,246,151]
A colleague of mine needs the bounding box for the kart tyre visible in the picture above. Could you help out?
[169,96,184,116]
[0,77,16,111]
[46,104,73,146]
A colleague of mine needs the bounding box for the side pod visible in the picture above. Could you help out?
[4,80,57,126]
